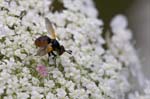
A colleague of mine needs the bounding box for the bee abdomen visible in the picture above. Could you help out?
[35,36,51,47]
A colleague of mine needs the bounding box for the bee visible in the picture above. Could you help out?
[35,18,72,59]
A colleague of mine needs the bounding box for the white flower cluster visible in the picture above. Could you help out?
[128,80,150,99]
[0,0,149,99]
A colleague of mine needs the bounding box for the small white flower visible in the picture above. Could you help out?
[56,88,67,98]
[44,80,55,88]
[46,92,57,99]
[17,92,29,99]
[0,86,5,95]
[110,15,128,30]
[31,91,44,99]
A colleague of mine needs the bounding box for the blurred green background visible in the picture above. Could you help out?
[94,0,134,30]
[94,0,150,79]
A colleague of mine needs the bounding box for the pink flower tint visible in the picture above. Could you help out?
[36,65,48,77]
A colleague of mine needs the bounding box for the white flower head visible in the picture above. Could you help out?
[110,14,128,30]
[0,0,148,99]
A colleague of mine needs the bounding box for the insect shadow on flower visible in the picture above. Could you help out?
[49,0,67,13]
[35,18,72,66]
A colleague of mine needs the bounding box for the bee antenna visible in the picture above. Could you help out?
[65,50,72,54]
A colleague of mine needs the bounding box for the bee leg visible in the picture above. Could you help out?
[48,52,57,67]
[51,52,57,67]
[48,52,52,62]
[48,53,51,65]
[51,51,57,57]
[52,57,57,67]
[48,52,51,57]
[48,52,55,66]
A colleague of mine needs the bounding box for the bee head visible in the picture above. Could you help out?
[59,45,72,55]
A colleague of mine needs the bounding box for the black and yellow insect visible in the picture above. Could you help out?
[35,18,72,58]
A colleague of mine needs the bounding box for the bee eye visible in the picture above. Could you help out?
[58,45,65,55]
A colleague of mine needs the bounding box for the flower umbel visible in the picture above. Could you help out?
[0,0,149,99]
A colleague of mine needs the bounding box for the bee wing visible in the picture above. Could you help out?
[36,44,53,56]
[45,18,56,39]
[36,47,47,56]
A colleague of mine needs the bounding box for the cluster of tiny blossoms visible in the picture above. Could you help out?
[0,0,148,99]
[128,80,150,99]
